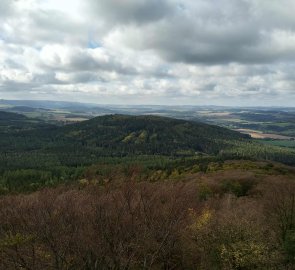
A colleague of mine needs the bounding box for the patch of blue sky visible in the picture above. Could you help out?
[0,33,7,41]
[87,31,101,49]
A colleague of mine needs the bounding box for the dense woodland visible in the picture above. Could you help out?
[1,112,295,193]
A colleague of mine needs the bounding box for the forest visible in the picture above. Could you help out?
[0,111,295,269]
[1,112,295,193]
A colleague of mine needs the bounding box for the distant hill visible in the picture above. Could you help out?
[1,113,295,171]
[0,114,248,168]
[0,111,27,121]
[0,99,117,115]
[4,106,52,113]
[0,111,51,133]
[58,114,249,156]
[0,99,97,109]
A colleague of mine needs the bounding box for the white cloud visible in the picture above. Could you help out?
[0,0,295,105]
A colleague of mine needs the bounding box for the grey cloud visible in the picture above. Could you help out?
[101,0,295,65]
[39,46,137,75]
[0,81,37,93]
[31,72,64,85]
[0,0,14,18]
[89,0,173,26]
[4,59,24,69]
[63,71,107,84]
[202,83,217,92]
[28,10,87,45]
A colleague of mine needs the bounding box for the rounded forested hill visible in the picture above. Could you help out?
[0,111,51,133]
[56,114,250,156]
[0,111,27,121]
[2,113,295,168]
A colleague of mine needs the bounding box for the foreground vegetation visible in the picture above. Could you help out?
[0,161,295,269]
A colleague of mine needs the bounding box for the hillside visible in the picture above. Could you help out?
[1,112,295,193]
[0,111,51,133]
[1,113,295,165]
[0,114,244,171]
[58,114,250,156]
[0,111,27,121]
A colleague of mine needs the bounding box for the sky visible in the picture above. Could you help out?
[1,0,295,106]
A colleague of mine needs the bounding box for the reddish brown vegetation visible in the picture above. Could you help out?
[0,174,294,269]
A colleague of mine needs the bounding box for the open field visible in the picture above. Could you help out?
[235,129,295,140]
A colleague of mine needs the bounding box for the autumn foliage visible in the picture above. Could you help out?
[0,173,294,269]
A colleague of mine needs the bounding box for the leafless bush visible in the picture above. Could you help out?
[0,176,293,269]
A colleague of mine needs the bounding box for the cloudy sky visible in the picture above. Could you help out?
[1,0,295,106]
